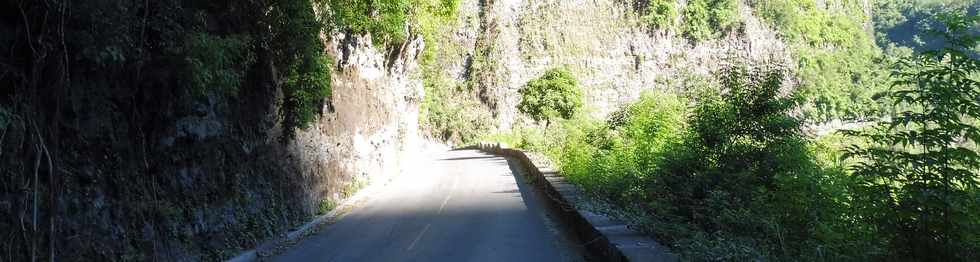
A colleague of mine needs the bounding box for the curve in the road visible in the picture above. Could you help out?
[271,149,588,262]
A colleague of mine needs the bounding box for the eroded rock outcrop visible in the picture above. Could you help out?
[288,33,424,215]
[442,0,790,129]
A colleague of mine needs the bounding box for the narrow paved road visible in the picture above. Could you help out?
[271,149,587,262]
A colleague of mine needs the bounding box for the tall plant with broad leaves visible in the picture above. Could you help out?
[842,12,980,261]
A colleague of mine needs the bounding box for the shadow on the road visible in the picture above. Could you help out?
[270,152,591,262]
[438,156,497,161]
[503,156,596,261]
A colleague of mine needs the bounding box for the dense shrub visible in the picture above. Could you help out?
[185,33,256,97]
[644,0,678,30]
[682,0,740,41]
[327,0,457,47]
[683,0,714,41]
[710,0,740,32]
[327,0,411,47]
[757,0,864,47]
[517,68,584,126]
[271,0,335,132]
[420,75,492,143]
[549,64,870,261]
[650,64,867,260]
[488,5,980,262]
[842,13,980,260]
[558,91,687,203]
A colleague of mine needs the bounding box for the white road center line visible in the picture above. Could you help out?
[407,224,431,251]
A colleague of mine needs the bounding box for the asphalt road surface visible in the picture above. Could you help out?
[271,149,588,262]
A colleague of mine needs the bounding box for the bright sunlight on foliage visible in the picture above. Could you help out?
[517,68,584,126]
[842,13,980,260]
[644,0,678,30]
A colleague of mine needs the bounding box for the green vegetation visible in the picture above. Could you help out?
[683,0,714,41]
[277,0,464,132]
[634,0,739,39]
[318,199,338,215]
[324,0,463,46]
[560,91,687,203]
[709,0,740,33]
[1,0,433,260]
[757,0,866,47]
[554,64,866,260]
[492,10,980,261]
[755,0,888,122]
[342,176,369,198]
[421,74,492,143]
[873,0,980,55]
[186,33,256,97]
[643,0,678,30]
[683,0,740,41]
[326,0,409,46]
[411,0,493,144]
[282,53,334,130]
[842,13,980,259]
[270,0,336,131]
[0,107,9,130]
[517,68,584,126]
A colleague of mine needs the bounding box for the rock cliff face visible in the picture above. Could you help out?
[178,32,427,259]
[439,0,790,130]
[289,33,424,214]
[0,27,424,260]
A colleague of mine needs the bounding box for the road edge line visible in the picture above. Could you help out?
[225,175,391,262]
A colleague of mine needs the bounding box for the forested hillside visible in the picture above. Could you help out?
[483,0,980,261]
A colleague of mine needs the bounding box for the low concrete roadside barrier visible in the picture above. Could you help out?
[476,142,676,262]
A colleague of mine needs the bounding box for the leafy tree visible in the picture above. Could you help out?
[518,68,583,127]
[843,12,980,260]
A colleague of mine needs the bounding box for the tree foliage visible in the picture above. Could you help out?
[550,63,869,260]
[186,33,256,97]
[271,0,335,131]
[643,0,678,30]
[327,0,411,47]
[873,0,980,55]
[756,0,889,122]
[517,68,584,125]
[683,0,714,41]
[0,0,340,260]
[682,0,739,41]
[842,13,980,260]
